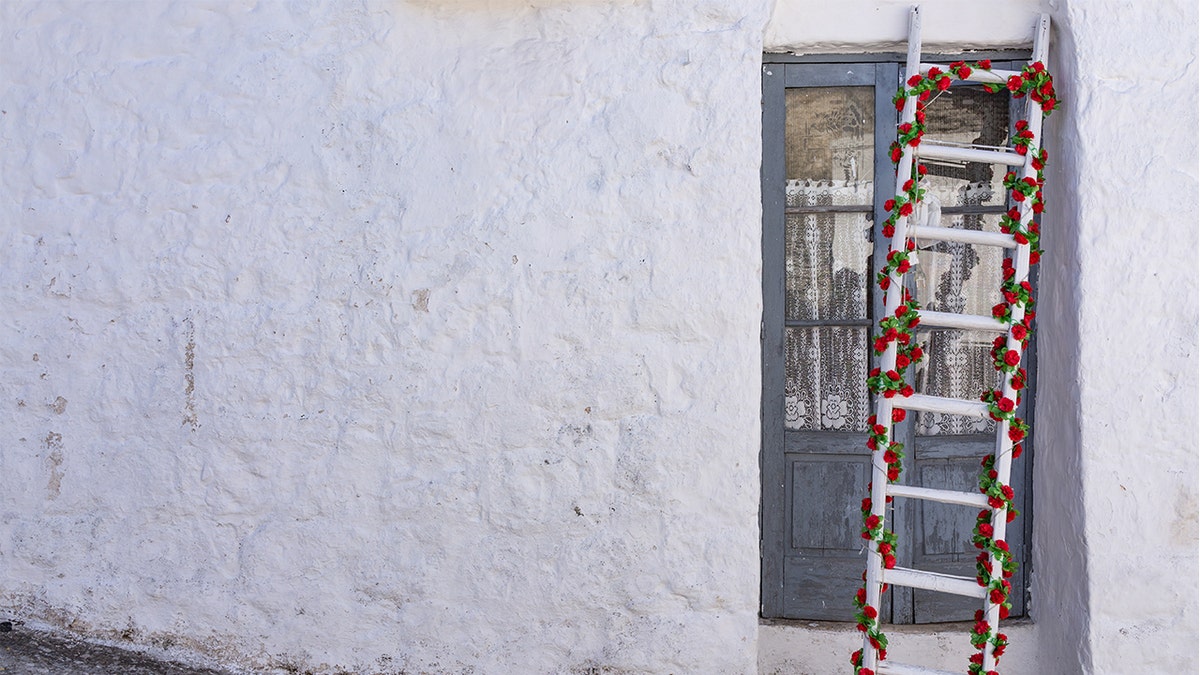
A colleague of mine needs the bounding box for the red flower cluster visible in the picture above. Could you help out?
[983,61,1059,115]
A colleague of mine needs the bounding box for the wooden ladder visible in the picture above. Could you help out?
[854,7,1057,675]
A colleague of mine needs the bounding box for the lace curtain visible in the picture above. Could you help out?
[783,181,872,433]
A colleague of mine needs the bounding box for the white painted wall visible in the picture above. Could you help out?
[0,1,768,672]
[1,0,1195,673]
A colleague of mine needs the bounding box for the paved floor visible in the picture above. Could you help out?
[0,625,230,675]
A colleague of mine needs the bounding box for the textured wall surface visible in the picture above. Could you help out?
[1047,0,1199,672]
[0,1,769,672]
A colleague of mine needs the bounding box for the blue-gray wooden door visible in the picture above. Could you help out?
[761,58,1034,624]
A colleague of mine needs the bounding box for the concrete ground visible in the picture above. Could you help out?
[0,624,230,675]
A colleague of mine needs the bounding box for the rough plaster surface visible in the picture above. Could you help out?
[0,1,769,673]
[1045,0,1199,672]
[764,0,1045,54]
[758,622,1039,674]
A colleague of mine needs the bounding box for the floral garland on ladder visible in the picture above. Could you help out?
[852,60,1058,675]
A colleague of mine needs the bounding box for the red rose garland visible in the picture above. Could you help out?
[855,60,1058,675]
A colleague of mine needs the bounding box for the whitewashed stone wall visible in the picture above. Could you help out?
[0,1,769,672]
[2,1,1195,674]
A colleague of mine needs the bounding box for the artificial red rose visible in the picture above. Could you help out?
[896,354,910,368]
[879,276,891,290]
[910,346,923,360]
[1003,349,1021,366]
[978,523,994,537]
[894,97,905,111]
[862,497,872,511]
[992,303,1008,318]
[891,146,903,162]
[1007,510,1016,522]
[1009,427,1025,441]
[988,496,1004,509]
[915,109,926,124]
[988,469,999,479]
[874,338,888,352]
[1012,443,1023,458]
[873,424,887,435]
[900,203,914,218]
[908,74,923,87]
[1015,120,1029,131]
[906,239,916,251]
[970,653,984,665]
[918,90,931,102]
[1002,485,1015,499]
[1015,144,1028,156]
[1014,232,1029,245]
[1029,251,1041,265]
[1003,291,1018,304]
[856,587,867,604]
[857,622,868,632]
[864,605,878,619]
[884,198,896,211]
[996,540,1010,552]
[903,179,914,192]
[1033,61,1045,73]
[1012,190,1026,202]
[882,223,895,237]
[1000,606,1010,619]
[937,76,951,91]
[879,542,892,555]
[900,385,914,397]
[927,66,942,77]
[917,163,928,175]
[866,515,880,529]
[956,66,971,79]
[1011,324,1027,340]
[883,450,898,463]
[866,437,877,450]
[998,397,1015,412]
[870,367,881,377]
[1032,201,1044,214]
[887,467,900,480]
[978,59,992,69]
[859,668,874,675]
[884,555,896,569]
[990,588,1007,603]
[1007,75,1023,91]
[908,134,921,147]
[892,408,906,422]
[896,260,910,273]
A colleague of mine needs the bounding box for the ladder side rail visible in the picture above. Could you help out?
[862,6,922,673]
[982,13,1051,673]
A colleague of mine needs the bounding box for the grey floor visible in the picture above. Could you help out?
[0,625,230,675]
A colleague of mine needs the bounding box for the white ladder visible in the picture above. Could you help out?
[854,7,1056,675]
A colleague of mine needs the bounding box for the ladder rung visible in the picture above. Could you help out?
[887,484,990,508]
[918,62,1022,85]
[916,141,1025,166]
[917,310,1008,333]
[896,393,990,419]
[882,566,987,598]
[878,662,962,675]
[909,224,1017,248]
